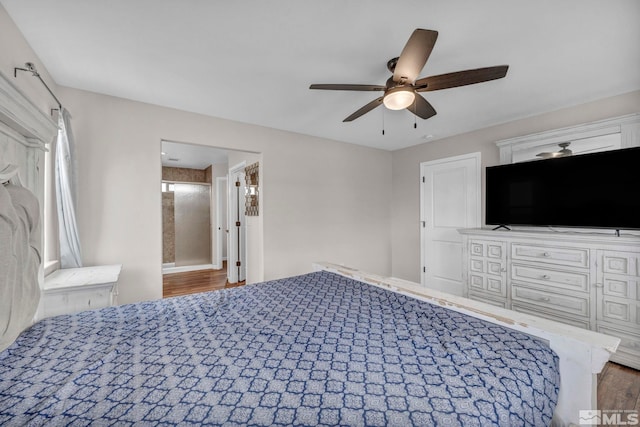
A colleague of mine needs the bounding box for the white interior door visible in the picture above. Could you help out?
[215,176,228,269]
[421,153,481,296]
[227,164,246,284]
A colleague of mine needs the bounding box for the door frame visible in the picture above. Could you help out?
[419,152,481,288]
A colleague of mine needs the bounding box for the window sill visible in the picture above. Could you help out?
[44,260,60,277]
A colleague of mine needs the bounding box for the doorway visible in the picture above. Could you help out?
[420,152,481,296]
[161,140,228,275]
[160,140,261,294]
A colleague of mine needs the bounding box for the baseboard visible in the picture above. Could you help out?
[162,264,214,274]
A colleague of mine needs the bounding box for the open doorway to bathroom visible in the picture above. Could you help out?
[160,140,261,297]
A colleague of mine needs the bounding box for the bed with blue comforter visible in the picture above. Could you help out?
[0,270,559,426]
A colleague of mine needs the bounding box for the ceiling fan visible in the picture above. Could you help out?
[536,142,573,159]
[310,29,509,122]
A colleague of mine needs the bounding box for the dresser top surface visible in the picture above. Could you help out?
[458,228,640,248]
[44,265,122,290]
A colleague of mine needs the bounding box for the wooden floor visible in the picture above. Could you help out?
[162,262,244,298]
[163,268,639,412]
[598,362,640,412]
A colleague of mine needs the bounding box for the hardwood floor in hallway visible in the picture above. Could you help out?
[163,262,245,298]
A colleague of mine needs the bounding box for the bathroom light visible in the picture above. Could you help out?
[383,87,416,110]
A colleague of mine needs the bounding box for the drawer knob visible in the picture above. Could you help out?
[540,297,551,302]
[541,274,551,280]
[542,252,550,257]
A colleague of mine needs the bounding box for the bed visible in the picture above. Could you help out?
[1,269,561,426]
[0,67,620,426]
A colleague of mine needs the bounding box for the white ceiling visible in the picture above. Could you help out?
[161,140,229,169]
[2,0,639,151]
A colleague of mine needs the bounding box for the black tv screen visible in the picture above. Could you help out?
[486,146,640,230]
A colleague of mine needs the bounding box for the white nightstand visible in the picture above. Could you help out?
[41,264,122,318]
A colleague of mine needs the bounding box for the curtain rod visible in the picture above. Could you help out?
[14,62,62,115]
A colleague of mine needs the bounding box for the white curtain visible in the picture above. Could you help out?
[55,108,82,268]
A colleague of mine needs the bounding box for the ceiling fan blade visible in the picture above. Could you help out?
[408,94,437,119]
[537,151,569,159]
[343,97,384,122]
[536,142,572,158]
[310,84,385,91]
[393,29,438,84]
[415,65,509,92]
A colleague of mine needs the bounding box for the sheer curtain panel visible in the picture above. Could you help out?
[55,108,82,268]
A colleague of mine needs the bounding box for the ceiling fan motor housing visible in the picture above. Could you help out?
[386,57,399,73]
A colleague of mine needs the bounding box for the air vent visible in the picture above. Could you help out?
[168,157,180,162]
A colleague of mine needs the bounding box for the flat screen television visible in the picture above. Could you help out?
[485,146,640,230]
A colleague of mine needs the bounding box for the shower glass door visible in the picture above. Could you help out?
[174,183,211,266]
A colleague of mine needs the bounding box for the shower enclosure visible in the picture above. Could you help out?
[162,181,211,270]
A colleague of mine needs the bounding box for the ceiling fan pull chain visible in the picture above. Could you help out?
[382,108,385,135]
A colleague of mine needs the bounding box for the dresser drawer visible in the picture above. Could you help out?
[511,303,591,329]
[511,263,589,293]
[511,244,589,268]
[42,284,114,318]
[512,284,589,318]
[470,258,504,276]
[598,295,639,326]
[469,274,506,297]
[470,240,505,259]
[602,276,640,301]
[601,251,639,276]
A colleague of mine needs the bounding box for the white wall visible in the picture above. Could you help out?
[0,9,57,116]
[57,86,392,304]
[0,6,61,270]
[391,90,640,283]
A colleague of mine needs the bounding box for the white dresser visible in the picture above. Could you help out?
[459,228,640,369]
[41,265,122,318]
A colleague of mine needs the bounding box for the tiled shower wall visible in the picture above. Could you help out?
[162,192,175,263]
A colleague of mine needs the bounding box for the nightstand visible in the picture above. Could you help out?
[41,264,122,318]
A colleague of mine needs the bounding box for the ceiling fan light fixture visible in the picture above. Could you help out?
[383,86,415,110]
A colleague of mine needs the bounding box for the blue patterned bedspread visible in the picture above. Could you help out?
[0,271,559,426]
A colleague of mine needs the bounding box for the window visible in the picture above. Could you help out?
[162,182,176,192]
[43,142,60,275]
